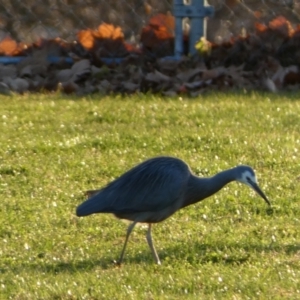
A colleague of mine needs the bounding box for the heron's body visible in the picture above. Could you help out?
[76,156,270,264]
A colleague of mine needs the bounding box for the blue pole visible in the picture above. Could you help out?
[174,0,184,58]
[173,0,214,57]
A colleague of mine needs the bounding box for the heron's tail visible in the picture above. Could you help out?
[76,190,107,217]
[85,189,101,198]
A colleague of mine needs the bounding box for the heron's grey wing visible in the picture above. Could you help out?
[76,157,190,216]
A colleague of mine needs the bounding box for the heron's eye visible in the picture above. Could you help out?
[246,176,251,182]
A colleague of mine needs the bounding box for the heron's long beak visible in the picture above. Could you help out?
[250,181,271,206]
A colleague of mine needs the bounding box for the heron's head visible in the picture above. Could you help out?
[236,166,270,206]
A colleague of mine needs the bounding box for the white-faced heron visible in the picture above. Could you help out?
[76,156,270,265]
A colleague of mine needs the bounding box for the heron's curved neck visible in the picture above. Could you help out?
[183,168,237,208]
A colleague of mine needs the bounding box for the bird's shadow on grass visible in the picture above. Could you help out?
[2,242,299,275]
[0,258,115,275]
[119,241,300,266]
[164,241,300,265]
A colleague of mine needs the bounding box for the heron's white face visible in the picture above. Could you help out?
[238,170,257,187]
[234,165,270,206]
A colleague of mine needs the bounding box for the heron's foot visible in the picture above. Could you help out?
[266,206,274,215]
[112,259,123,267]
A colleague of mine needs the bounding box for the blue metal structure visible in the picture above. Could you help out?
[0,56,125,66]
[173,0,214,57]
[0,56,73,65]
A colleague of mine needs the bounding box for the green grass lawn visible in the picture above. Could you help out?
[0,92,299,299]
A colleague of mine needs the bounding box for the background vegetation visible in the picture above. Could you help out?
[0,92,299,299]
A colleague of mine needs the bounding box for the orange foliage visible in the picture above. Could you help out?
[77,23,124,50]
[253,10,262,19]
[77,29,95,49]
[255,22,268,34]
[141,13,175,52]
[149,13,175,37]
[0,36,19,55]
[96,24,124,40]
[256,16,294,38]
[269,16,294,37]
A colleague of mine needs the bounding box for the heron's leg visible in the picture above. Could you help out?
[117,221,138,264]
[146,224,161,265]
